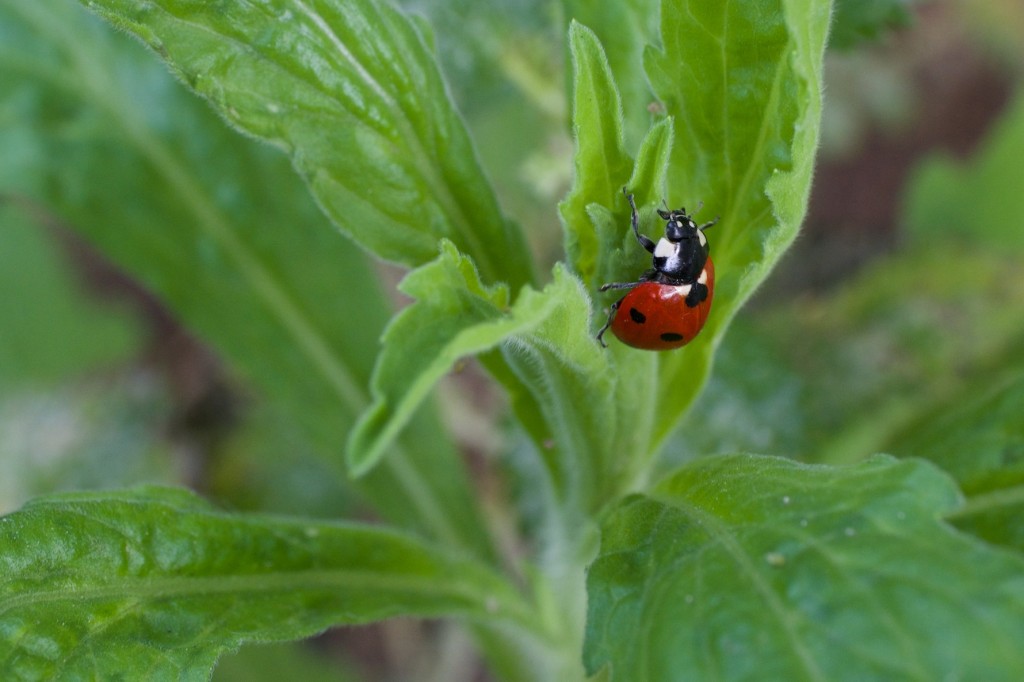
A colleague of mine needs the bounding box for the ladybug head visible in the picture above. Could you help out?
[657,208,700,243]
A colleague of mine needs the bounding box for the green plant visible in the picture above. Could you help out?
[3,0,1024,680]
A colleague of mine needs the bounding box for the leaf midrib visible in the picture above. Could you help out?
[660,497,828,682]
[0,570,527,625]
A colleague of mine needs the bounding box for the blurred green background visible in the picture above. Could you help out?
[2,0,1023,679]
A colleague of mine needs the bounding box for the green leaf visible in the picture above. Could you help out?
[496,267,618,511]
[886,368,1024,495]
[640,0,831,443]
[560,21,633,287]
[0,0,491,558]
[349,235,657,534]
[828,0,913,51]
[552,26,671,509]
[560,1,658,148]
[77,0,533,288]
[347,241,510,476]
[904,90,1024,251]
[0,487,534,681]
[886,93,1024,550]
[348,242,624,507]
[593,117,676,290]
[0,206,140,386]
[585,453,1024,680]
[885,366,1024,551]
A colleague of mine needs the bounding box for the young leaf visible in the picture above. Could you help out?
[0,487,535,680]
[496,267,619,512]
[0,0,491,558]
[585,454,1024,680]
[348,242,616,501]
[594,117,676,290]
[561,1,659,149]
[560,21,633,287]
[555,25,669,501]
[77,0,533,288]
[347,241,511,476]
[349,236,653,525]
[642,0,831,444]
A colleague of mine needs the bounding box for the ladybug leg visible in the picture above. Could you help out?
[624,189,656,254]
[599,281,641,292]
[596,296,625,348]
[599,269,656,292]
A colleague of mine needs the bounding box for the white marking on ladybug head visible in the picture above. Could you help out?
[698,268,708,285]
[654,238,675,259]
[697,230,707,248]
[654,238,683,273]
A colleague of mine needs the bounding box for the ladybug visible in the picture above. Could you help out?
[596,189,718,350]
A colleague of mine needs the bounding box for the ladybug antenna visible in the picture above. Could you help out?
[686,200,720,232]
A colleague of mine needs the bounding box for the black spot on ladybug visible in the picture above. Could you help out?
[660,332,684,342]
[629,308,646,324]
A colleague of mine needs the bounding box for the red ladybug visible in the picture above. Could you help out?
[596,190,718,350]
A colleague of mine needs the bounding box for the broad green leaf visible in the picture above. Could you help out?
[396,1,567,250]
[78,0,533,289]
[0,0,491,559]
[560,21,633,287]
[904,90,1024,251]
[585,453,1024,681]
[828,0,912,50]
[642,0,830,444]
[0,487,535,681]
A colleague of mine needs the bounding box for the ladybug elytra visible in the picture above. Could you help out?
[596,189,718,351]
